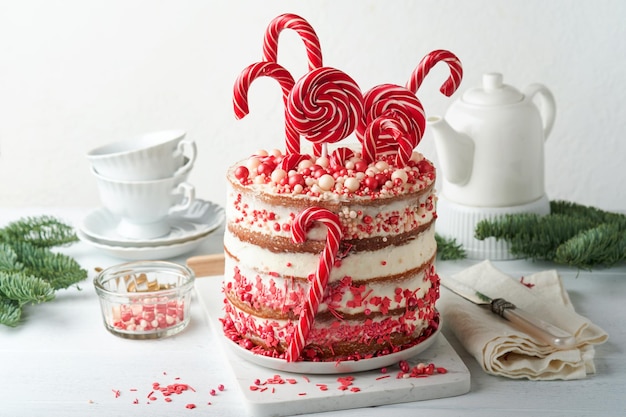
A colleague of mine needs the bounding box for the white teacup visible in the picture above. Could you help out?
[91,167,196,240]
[87,129,197,181]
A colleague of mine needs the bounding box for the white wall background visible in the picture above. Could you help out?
[1,0,624,211]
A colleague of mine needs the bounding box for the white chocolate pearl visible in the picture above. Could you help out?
[375,161,389,171]
[293,184,303,194]
[384,180,393,188]
[255,149,269,157]
[365,167,378,177]
[345,160,355,170]
[344,177,360,192]
[391,169,408,183]
[298,159,313,171]
[271,169,287,183]
[270,148,282,157]
[356,172,366,180]
[305,177,316,187]
[317,174,335,191]
[410,152,421,163]
[247,157,261,172]
[316,156,330,168]
[253,175,265,184]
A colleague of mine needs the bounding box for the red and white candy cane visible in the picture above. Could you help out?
[286,207,343,362]
[356,84,426,165]
[287,67,364,153]
[278,153,310,171]
[406,49,463,97]
[233,61,300,155]
[364,111,417,167]
[329,147,356,168]
[262,13,323,72]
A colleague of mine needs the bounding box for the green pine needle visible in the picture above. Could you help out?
[0,243,23,272]
[0,271,55,304]
[555,223,626,269]
[0,298,22,327]
[0,215,79,248]
[435,233,467,260]
[11,242,87,290]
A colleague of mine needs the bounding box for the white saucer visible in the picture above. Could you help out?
[78,229,215,260]
[80,199,224,248]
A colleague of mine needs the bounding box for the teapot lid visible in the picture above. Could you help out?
[462,73,523,106]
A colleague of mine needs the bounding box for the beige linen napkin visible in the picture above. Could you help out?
[438,260,608,380]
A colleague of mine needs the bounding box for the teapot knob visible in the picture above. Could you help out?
[483,73,503,91]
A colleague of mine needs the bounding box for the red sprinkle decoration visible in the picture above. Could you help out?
[520,276,536,289]
[247,362,447,398]
[112,373,225,410]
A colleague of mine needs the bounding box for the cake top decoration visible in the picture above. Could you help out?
[233,13,462,170]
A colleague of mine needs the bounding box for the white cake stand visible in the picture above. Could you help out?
[435,193,550,260]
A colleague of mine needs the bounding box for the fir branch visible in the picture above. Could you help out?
[435,233,467,260]
[0,298,22,327]
[0,216,86,327]
[9,242,87,290]
[475,201,626,269]
[0,271,55,304]
[555,223,626,269]
[0,216,78,248]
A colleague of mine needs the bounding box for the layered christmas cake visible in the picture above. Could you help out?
[220,13,462,362]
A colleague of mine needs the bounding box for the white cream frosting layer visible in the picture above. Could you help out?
[224,225,435,280]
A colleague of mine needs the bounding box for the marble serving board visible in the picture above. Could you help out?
[195,278,470,417]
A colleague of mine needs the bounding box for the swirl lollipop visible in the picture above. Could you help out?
[406,49,463,97]
[287,207,343,362]
[287,67,364,149]
[356,84,426,165]
[233,61,300,155]
[262,13,323,72]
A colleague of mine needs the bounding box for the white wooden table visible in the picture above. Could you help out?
[1,207,625,417]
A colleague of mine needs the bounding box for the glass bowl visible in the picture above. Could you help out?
[93,261,195,339]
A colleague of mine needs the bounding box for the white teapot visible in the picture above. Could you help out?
[429,72,556,207]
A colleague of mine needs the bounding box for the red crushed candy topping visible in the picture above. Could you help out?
[221,268,441,362]
[112,374,223,409]
[112,298,186,333]
[520,276,535,288]
[246,361,446,398]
